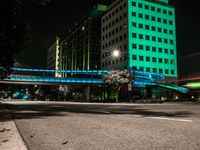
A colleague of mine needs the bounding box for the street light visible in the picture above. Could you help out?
[112,49,120,57]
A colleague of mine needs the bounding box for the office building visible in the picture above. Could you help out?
[101,0,177,80]
[59,4,107,74]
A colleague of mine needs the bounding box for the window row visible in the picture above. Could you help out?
[102,2,126,23]
[132,12,173,25]
[102,13,127,31]
[131,43,174,54]
[132,33,174,45]
[102,24,127,39]
[132,55,175,65]
[102,55,127,67]
[132,66,175,75]
[132,22,173,35]
[131,1,173,16]
[102,33,127,49]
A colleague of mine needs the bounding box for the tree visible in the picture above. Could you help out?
[102,69,135,101]
[0,0,51,79]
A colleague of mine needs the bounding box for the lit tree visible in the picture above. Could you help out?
[103,69,135,101]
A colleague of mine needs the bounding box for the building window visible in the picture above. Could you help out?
[132,66,137,70]
[146,67,150,72]
[170,49,174,54]
[132,44,137,49]
[158,38,162,43]
[169,11,173,16]
[164,49,168,54]
[152,57,156,62]
[169,20,173,25]
[152,47,156,52]
[139,67,144,71]
[153,68,157,72]
[159,69,163,73]
[139,34,143,39]
[138,13,143,18]
[152,26,156,31]
[132,22,136,27]
[146,35,150,40]
[145,5,149,10]
[163,19,167,24]
[159,58,163,63]
[145,15,149,20]
[146,56,150,61]
[170,40,174,45]
[169,30,173,35]
[151,16,155,21]
[132,12,136,17]
[145,25,150,30]
[170,60,175,64]
[138,3,142,8]
[163,9,167,14]
[132,55,137,60]
[151,6,155,11]
[124,13,127,18]
[139,45,144,50]
[164,39,168,44]
[165,69,169,74]
[146,46,150,51]
[132,1,136,6]
[152,36,156,41]
[139,23,143,28]
[164,29,168,33]
[157,18,161,22]
[139,56,144,61]
[158,27,162,32]
[165,59,169,64]
[171,70,175,74]
[157,8,161,12]
[132,33,136,38]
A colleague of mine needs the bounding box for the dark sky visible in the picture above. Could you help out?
[16,0,200,68]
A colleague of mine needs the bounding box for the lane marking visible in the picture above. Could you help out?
[146,116,192,122]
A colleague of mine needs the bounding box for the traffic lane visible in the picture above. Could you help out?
[13,109,200,150]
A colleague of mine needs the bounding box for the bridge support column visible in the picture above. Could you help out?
[84,86,90,102]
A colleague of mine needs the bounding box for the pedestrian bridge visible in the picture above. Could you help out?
[1,67,189,94]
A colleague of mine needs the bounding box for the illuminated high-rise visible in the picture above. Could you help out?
[59,4,107,74]
[101,0,177,79]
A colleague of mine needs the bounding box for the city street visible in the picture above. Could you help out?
[3,100,200,150]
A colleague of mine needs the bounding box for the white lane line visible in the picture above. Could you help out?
[146,116,193,122]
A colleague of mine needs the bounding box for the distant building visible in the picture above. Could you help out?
[58,4,107,75]
[47,37,59,76]
[47,36,60,70]
[47,42,56,70]
[101,0,177,80]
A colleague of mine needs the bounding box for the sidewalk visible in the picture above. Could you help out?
[0,100,27,150]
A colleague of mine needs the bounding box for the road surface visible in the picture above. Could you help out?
[4,101,200,150]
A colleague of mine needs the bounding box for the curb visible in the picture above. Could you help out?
[0,101,28,150]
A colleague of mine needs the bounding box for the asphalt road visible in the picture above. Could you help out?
[4,101,200,150]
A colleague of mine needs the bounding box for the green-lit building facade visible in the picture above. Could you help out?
[101,0,177,79]
[59,4,107,75]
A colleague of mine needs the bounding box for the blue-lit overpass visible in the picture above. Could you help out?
[0,67,189,94]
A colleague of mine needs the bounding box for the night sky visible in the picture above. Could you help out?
[16,0,200,68]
